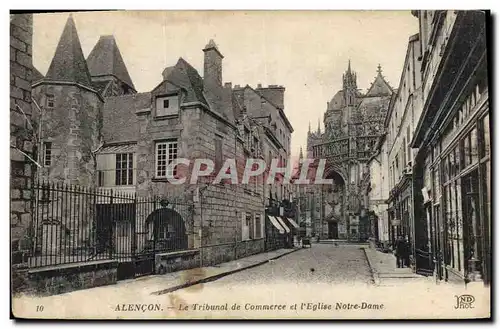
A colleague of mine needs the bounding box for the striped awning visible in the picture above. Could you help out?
[287,218,300,229]
[276,217,290,233]
[268,216,285,234]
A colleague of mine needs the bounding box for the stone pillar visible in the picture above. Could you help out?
[10,14,34,267]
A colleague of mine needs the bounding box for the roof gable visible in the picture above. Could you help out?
[44,15,92,87]
[155,58,208,106]
[86,35,136,90]
[365,66,393,97]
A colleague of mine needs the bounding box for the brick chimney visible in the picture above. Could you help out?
[256,84,286,110]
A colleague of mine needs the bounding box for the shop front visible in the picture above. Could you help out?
[433,106,490,284]
[410,10,489,284]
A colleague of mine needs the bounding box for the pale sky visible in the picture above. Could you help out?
[33,11,419,158]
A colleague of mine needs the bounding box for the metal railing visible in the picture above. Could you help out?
[29,180,193,268]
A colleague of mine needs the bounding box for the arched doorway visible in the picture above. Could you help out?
[145,207,188,252]
[322,170,346,239]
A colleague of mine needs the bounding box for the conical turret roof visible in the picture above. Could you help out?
[45,15,92,87]
[86,35,136,90]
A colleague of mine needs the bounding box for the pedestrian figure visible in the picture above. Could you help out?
[395,236,404,268]
[403,236,411,268]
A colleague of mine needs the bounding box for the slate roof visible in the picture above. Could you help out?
[44,15,93,88]
[86,35,136,90]
[328,90,346,111]
[31,65,44,83]
[102,92,151,143]
[91,80,112,96]
[327,89,363,111]
[156,58,208,107]
[365,67,393,97]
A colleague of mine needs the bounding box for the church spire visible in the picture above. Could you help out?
[308,121,311,134]
[317,118,321,135]
[377,63,383,76]
[343,59,357,91]
[45,15,92,87]
[299,146,304,159]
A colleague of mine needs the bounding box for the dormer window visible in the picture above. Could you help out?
[156,94,179,117]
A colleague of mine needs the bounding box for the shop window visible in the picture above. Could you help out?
[462,171,482,276]
[470,128,478,164]
[449,152,456,178]
[481,114,490,158]
[445,184,454,268]
[463,135,470,168]
[433,167,441,199]
[454,146,461,174]
[481,161,490,260]
[443,156,449,182]
[456,179,463,272]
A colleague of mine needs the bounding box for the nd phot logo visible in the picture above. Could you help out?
[454,294,475,309]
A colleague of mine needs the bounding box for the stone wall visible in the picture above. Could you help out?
[155,239,267,275]
[155,250,200,274]
[10,14,34,267]
[25,260,118,297]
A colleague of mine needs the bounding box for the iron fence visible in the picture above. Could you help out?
[29,180,194,268]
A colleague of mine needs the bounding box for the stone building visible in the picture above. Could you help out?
[382,33,423,255]
[410,11,490,285]
[298,62,393,241]
[232,83,294,206]
[29,15,293,268]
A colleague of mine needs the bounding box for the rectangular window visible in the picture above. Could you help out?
[407,126,411,164]
[241,212,250,241]
[402,138,406,167]
[470,127,478,164]
[395,155,399,178]
[248,212,254,239]
[46,94,54,108]
[155,141,178,178]
[98,171,104,187]
[480,114,490,159]
[215,137,223,173]
[443,155,449,183]
[43,142,52,167]
[115,153,133,186]
[255,214,262,239]
[156,96,179,117]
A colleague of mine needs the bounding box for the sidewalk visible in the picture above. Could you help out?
[363,246,434,286]
[14,248,299,303]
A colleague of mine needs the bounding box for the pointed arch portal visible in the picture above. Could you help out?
[321,169,346,239]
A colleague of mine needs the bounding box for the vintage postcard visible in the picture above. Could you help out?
[10,10,491,319]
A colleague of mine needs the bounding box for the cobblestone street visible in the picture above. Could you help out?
[193,244,374,288]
